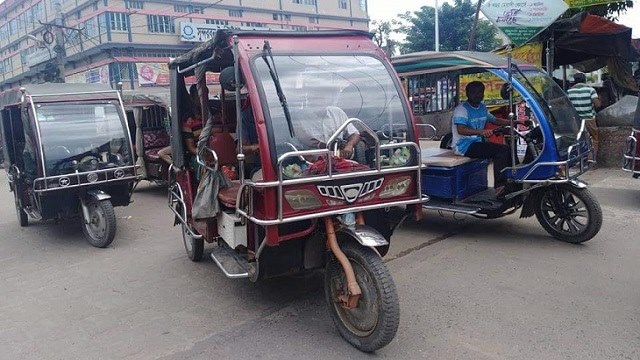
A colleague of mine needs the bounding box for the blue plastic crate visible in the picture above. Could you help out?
[421,160,489,200]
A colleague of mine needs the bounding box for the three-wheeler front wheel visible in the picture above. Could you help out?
[534,185,602,244]
[324,241,399,352]
[82,199,116,248]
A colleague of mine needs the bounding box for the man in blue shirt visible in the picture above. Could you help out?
[452,81,516,198]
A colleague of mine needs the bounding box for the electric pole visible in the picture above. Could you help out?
[52,0,66,82]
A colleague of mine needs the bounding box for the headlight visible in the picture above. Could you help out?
[379,177,412,199]
[284,189,322,210]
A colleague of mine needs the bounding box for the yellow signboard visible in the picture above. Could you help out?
[495,42,543,68]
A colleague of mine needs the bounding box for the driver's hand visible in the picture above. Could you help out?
[340,145,354,159]
[481,129,494,138]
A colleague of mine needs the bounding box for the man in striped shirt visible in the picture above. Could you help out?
[567,72,601,162]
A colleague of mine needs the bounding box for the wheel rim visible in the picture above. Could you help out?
[540,188,589,235]
[329,259,379,337]
[85,202,107,240]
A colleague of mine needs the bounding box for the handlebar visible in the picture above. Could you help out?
[196,145,219,173]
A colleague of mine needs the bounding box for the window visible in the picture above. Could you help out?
[292,0,317,4]
[76,10,81,19]
[338,0,347,9]
[109,62,136,83]
[109,12,128,32]
[242,22,264,28]
[206,19,229,25]
[174,4,202,13]
[309,17,318,24]
[290,25,306,31]
[360,0,367,12]
[272,13,278,21]
[125,1,144,9]
[228,10,242,17]
[147,15,174,33]
[84,18,97,38]
[0,58,13,74]
[273,13,291,21]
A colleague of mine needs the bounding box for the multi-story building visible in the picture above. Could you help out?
[0,0,369,90]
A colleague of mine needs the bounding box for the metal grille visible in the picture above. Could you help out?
[405,73,458,116]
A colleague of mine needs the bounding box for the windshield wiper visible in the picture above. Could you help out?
[261,40,295,137]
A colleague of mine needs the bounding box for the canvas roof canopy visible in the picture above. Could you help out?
[0,83,119,107]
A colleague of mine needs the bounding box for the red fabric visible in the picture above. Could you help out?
[304,156,369,176]
[218,182,241,208]
[580,14,629,34]
[142,129,170,149]
[144,148,162,161]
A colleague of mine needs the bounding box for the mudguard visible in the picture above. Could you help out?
[520,180,588,219]
[336,224,389,247]
[85,190,112,201]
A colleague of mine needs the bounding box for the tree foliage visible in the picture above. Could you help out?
[371,20,400,57]
[397,0,502,54]
[563,1,633,20]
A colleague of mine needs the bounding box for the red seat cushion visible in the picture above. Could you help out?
[218,182,241,208]
[145,148,162,161]
[143,129,170,149]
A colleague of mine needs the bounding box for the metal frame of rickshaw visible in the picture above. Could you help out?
[168,31,427,243]
[394,52,593,191]
[23,89,138,192]
[1,84,138,247]
[622,96,640,177]
[165,29,428,352]
[391,51,603,245]
[120,89,172,185]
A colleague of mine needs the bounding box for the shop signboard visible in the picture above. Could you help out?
[481,0,569,46]
[180,22,270,43]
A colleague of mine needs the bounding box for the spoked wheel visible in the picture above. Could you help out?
[14,190,28,227]
[82,199,117,248]
[324,242,399,352]
[181,222,203,262]
[534,185,602,244]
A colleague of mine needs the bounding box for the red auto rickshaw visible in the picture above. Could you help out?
[167,30,426,351]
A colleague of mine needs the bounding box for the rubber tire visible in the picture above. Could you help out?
[14,191,28,227]
[534,185,602,244]
[440,132,453,150]
[324,241,399,352]
[82,199,117,248]
[181,222,204,262]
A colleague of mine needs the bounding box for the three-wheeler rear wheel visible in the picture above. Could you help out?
[14,190,28,227]
[181,223,204,262]
[534,185,602,244]
[324,241,399,352]
[82,199,117,248]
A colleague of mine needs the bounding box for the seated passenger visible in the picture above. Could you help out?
[296,86,361,160]
[452,81,517,198]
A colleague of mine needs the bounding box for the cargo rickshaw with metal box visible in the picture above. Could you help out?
[393,51,602,244]
[0,83,137,247]
[622,95,640,178]
[167,29,426,351]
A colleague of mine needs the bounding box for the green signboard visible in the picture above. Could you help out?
[481,0,569,46]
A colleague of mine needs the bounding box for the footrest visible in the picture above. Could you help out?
[422,200,481,215]
[210,245,250,279]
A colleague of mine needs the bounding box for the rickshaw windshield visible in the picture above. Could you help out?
[513,69,582,151]
[36,102,132,177]
[253,55,408,160]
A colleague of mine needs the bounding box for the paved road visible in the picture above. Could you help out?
[0,169,638,360]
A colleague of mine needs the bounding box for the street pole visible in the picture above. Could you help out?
[468,0,482,51]
[434,0,439,52]
[52,0,66,83]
